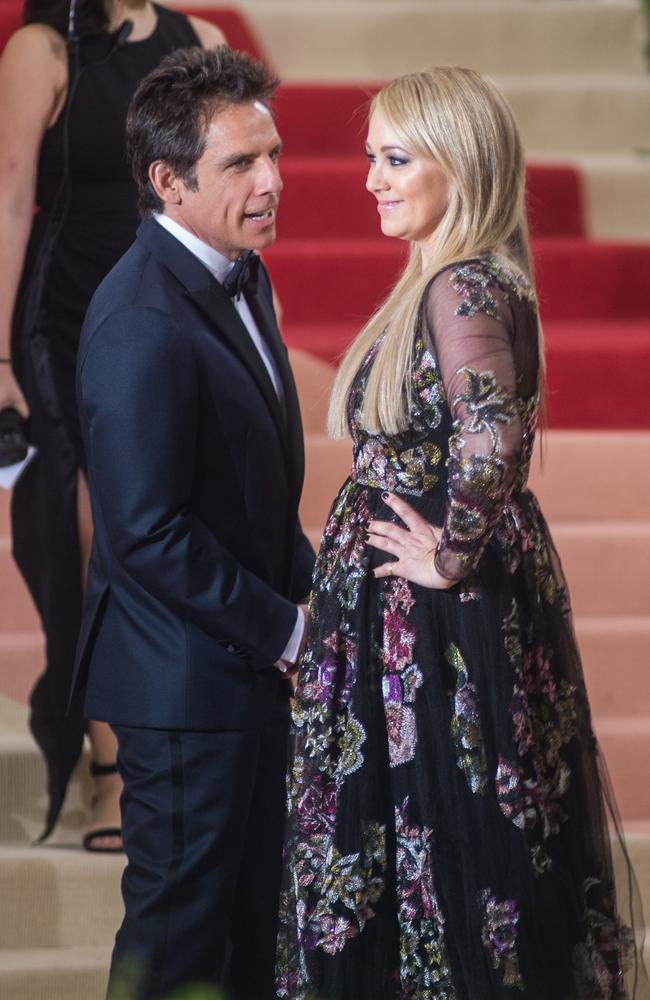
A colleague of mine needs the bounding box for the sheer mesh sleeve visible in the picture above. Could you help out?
[425,263,524,582]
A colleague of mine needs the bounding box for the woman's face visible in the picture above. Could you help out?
[365,109,449,260]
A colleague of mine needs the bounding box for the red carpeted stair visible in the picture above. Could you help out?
[3,14,645,428]
[265,83,650,429]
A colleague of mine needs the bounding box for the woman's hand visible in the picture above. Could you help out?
[0,364,28,418]
[367,492,456,590]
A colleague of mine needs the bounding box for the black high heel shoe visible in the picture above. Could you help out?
[82,761,124,854]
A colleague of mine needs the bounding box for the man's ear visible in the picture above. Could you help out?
[148,161,182,206]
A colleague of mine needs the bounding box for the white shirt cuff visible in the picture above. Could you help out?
[277,607,304,666]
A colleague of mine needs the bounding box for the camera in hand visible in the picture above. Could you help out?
[0,407,28,468]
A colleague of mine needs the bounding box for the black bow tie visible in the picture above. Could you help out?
[223,251,260,300]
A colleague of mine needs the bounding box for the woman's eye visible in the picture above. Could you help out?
[389,157,408,167]
[365,153,376,164]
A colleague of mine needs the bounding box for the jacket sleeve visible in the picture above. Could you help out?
[290,516,316,602]
[79,305,298,669]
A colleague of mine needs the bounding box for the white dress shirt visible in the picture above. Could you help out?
[153,213,304,667]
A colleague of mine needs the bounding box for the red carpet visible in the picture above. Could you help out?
[270,82,649,428]
[0,9,647,427]
[265,238,650,323]
[278,158,586,239]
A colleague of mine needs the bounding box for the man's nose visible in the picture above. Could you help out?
[257,157,283,195]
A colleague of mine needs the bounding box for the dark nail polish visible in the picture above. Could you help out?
[382,491,390,501]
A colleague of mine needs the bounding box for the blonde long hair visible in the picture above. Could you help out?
[328,67,544,438]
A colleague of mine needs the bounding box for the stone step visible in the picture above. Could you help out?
[535,154,650,242]
[279,153,650,243]
[267,238,650,324]
[0,731,92,846]
[273,78,650,157]
[0,946,110,1000]
[492,75,650,156]
[552,522,650,618]
[0,847,123,949]
[0,705,648,844]
[0,632,43,703]
[302,519,650,619]
[594,717,650,822]
[527,432,650,523]
[0,833,647,950]
[1,616,648,719]
[0,540,40,633]
[2,516,649,631]
[234,0,647,79]
[0,924,646,1000]
[0,609,648,736]
[298,432,650,525]
[579,618,650,719]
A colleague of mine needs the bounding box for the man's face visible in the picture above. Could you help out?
[172,101,283,260]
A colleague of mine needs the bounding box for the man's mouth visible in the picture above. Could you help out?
[245,208,275,222]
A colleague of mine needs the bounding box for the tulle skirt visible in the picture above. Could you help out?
[276,480,647,1000]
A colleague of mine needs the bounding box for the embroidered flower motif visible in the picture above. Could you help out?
[412,342,446,429]
[445,643,488,795]
[450,257,535,321]
[337,713,366,777]
[499,601,579,864]
[395,798,456,998]
[350,337,446,497]
[478,889,525,990]
[572,878,634,999]
[297,774,338,837]
[381,579,421,767]
[317,489,372,610]
[316,914,359,954]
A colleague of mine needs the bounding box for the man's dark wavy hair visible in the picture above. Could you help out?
[126,45,280,217]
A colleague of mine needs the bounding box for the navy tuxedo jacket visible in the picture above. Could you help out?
[72,218,315,730]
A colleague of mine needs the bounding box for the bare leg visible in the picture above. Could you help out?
[78,470,123,852]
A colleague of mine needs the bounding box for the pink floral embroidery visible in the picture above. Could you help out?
[381,579,422,767]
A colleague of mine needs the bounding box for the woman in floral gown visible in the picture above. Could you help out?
[276,67,647,1000]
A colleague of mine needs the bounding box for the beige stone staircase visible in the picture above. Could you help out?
[1,0,649,993]
[229,0,650,239]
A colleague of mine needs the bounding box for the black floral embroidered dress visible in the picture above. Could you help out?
[276,258,645,1000]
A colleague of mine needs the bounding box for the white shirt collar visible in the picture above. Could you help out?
[153,212,235,285]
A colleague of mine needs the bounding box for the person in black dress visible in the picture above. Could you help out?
[0,0,225,849]
[277,67,648,999]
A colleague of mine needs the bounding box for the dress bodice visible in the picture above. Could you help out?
[348,256,540,580]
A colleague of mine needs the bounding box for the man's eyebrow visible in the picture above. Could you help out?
[218,142,283,169]
[218,151,256,168]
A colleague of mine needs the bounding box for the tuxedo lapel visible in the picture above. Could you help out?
[136,220,290,467]
[188,281,288,451]
[245,279,305,493]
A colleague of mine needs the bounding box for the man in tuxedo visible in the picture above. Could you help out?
[71,46,315,999]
